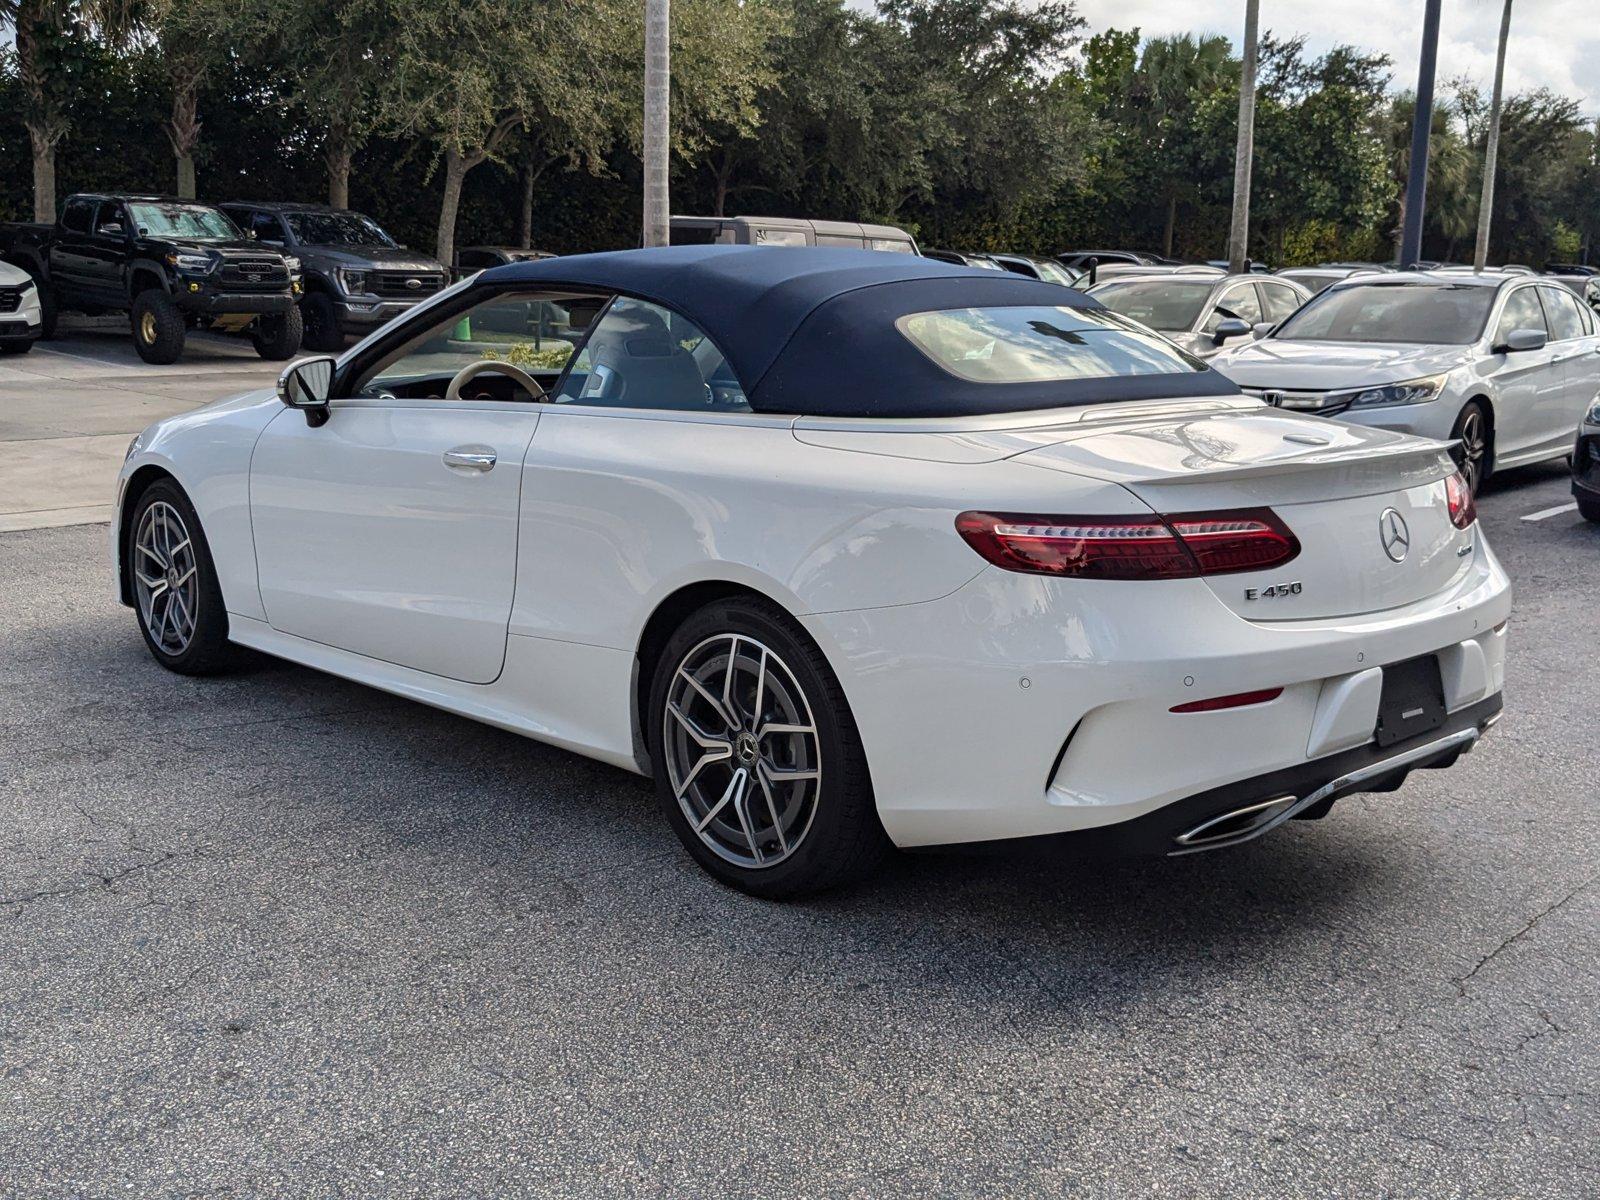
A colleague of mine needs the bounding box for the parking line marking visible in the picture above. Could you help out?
[1521,502,1579,523]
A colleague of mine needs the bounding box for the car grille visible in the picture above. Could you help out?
[370,271,445,298]
[0,288,21,313]
[219,258,289,290]
[1238,386,1353,417]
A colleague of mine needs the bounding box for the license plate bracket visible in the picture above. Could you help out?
[1374,655,1447,747]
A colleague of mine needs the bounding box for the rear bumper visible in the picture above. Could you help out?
[805,537,1512,849]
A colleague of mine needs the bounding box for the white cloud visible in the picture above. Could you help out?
[1070,0,1598,113]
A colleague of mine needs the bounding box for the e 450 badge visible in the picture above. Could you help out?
[1245,581,1303,601]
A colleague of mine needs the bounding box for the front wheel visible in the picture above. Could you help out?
[647,597,888,899]
[299,292,343,352]
[1450,401,1492,496]
[251,306,304,360]
[127,479,237,675]
[131,289,185,364]
[1578,494,1600,524]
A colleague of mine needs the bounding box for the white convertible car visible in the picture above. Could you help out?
[114,247,1511,897]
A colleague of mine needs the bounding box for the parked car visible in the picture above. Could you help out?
[1090,272,1309,358]
[922,249,1005,270]
[1574,392,1600,523]
[0,259,44,354]
[221,202,448,352]
[454,246,557,282]
[1541,270,1600,305]
[670,215,918,254]
[1213,270,1600,494]
[114,246,1508,897]
[987,253,1082,286]
[0,193,303,364]
[1056,249,1163,270]
[1545,263,1597,276]
[1276,266,1382,295]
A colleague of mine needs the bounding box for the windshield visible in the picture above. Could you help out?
[896,305,1206,383]
[1273,282,1496,344]
[284,211,397,247]
[1089,279,1214,331]
[127,203,240,242]
[1029,259,1075,286]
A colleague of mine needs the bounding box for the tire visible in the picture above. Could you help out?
[1578,495,1600,524]
[647,597,889,899]
[251,305,304,360]
[131,289,185,364]
[0,338,32,355]
[1450,400,1492,496]
[36,278,58,339]
[126,479,238,675]
[299,291,343,352]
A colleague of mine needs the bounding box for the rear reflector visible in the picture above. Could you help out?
[1444,469,1476,529]
[955,508,1299,581]
[1170,688,1283,713]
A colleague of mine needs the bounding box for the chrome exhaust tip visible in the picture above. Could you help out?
[1174,794,1299,852]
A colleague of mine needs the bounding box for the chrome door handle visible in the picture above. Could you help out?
[443,447,496,472]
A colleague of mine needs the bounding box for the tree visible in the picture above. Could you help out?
[2,0,145,219]
[1226,0,1258,272]
[1473,0,1513,270]
[151,0,251,197]
[270,0,395,208]
[380,0,630,265]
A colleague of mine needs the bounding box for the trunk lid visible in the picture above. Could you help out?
[1007,406,1471,620]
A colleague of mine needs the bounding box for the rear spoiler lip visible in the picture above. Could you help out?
[1013,435,1459,489]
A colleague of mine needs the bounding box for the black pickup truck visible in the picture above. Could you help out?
[0,193,304,364]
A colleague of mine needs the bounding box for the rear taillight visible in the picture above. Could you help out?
[1445,470,1476,529]
[955,508,1299,581]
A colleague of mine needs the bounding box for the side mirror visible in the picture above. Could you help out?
[277,355,336,426]
[1213,317,1252,344]
[1251,321,1276,339]
[1497,327,1548,353]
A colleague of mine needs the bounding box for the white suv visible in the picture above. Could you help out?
[0,259,44,355]
[1213,270,1600,493]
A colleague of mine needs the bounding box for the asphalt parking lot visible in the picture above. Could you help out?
[1,337,1597,1197]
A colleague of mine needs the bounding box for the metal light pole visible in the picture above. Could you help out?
[1226,0,1259,274]
[642,0,671,248]
[1473,0,1513,271]
[1400,0,1443,267]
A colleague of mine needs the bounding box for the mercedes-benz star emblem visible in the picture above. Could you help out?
[1380,508,1410,563]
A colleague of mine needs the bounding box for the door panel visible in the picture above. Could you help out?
[1539,286,1600,456]
[249,400,541,683]
[1488,287,1559,459]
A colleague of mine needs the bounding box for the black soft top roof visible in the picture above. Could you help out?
[486,245,1233,418]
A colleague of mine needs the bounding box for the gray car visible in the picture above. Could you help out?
[1089,271,1310,358]
[222,202,448,351]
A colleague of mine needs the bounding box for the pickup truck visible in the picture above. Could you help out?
[220,202,447,351]
[0,193,304,364]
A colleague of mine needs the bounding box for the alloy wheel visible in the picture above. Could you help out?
[139,311,157,345]
[1454,408,1488,493]
[133,500,199,655]
[662,633,821,869]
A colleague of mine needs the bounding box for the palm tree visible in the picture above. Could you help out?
[1227,0,1259,273]
[1,0,148,220]
[642,0,670,247]
[1473,0,1514,270]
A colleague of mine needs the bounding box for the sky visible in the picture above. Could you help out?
[1070,0,1598,114]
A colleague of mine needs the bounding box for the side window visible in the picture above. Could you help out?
[60,199,94,234]
[554,297,748,411]
[252,212,286,243]
[1540,286,1585,342]
[353,291,601,400]
[93,202,126,236]
[753,228,810,247]
[1204,284,1263,332]
[1258,283,1302,323]
[1494,287,1547,344]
